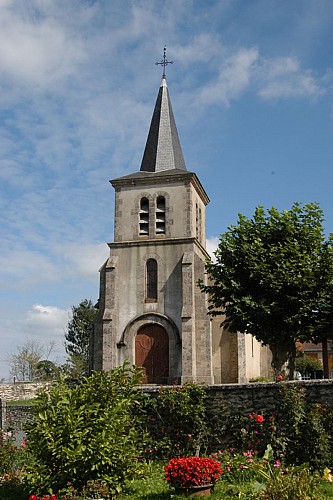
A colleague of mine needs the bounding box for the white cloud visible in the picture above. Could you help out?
[173,34,222,67]
[0,1,86,88]
[0,248,60,289]
[57,242,110,280]
[25,304,69,337]
[206,237,219,261]
[258,56,325,100]
[196,48,327,107]
[199,48,259,106]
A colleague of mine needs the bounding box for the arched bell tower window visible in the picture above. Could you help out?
[139,197,149,235]
[146,259,158,301]
[156,196,165,234]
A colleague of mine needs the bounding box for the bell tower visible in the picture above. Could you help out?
[90,50,213,384]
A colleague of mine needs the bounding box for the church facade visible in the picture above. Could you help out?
[90,69,271,384]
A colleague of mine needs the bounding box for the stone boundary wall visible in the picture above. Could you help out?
[1,380,332,431]
[207,379,333,415]
[142,379,333,415]
[0,382,52,401]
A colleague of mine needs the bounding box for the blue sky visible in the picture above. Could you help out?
[1,0,333,380]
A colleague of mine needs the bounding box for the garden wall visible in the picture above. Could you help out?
[0,382,51,401]
[1,380,332,432]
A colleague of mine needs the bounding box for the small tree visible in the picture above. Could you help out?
[65,299,97,377]
[199,202,333,378]
[9,340,44,381]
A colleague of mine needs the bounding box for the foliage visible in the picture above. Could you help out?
[29,495,57,500]
[205,384,332,472]
[249,376,274,383]
[8,341,46,382]
[0,430,32,476]
[0,472,30,500]
[211,448,275,483]
[295,355,323,375]
[136,383,208,459]
[239,411,277,455]
[199,202,333,377]
[24,363,146,497]
[35,360,60,381]
[272,384,330,470]
[0,429,33,500]
[0,431,20,475]
[257,448,323,499]
[164,456,222,488]
[65,299,97,377]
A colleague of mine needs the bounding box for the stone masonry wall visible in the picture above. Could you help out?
[0,382,51,401]
[1,380,332,432]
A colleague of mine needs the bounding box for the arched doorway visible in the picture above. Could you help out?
[135,324,169,383]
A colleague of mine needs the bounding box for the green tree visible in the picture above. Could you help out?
[35,360,60,381]
[199,202,333,378]
[65,299,97,377]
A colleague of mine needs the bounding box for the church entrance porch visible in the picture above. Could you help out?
[135,324,169,384]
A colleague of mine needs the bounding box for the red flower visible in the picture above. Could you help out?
[28,496,37,500]
[50,495,58,500]
[277,375,284,381]
[165,456,222,488]
[255,414,264,423]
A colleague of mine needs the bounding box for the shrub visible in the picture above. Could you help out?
[136,383,208,459]
[0,430,31,475]
[0,431,19,475]
[295,356,323,375]
[273,384,329,470]
[24,363,146,497]
[239,411,277,456]
[258,466,323,500]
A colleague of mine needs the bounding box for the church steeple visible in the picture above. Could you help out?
[140,50,186,173]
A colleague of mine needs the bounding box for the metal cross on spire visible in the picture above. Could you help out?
[155,46,173,78]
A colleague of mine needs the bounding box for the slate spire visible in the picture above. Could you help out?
[140,76,187,172]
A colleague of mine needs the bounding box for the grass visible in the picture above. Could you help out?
[7,399,36,406]
[1,463,333,499]
[117,463,333,499]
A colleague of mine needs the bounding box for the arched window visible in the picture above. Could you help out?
[156,196,165,234]
[139,197,149,235]
[146,259,158,301]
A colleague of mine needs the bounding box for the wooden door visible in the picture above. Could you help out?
[135,324,169,383]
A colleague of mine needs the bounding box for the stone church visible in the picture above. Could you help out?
[90,59,271,384]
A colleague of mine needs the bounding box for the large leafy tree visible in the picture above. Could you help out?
[199,202,333,378]
[65,299,97,377]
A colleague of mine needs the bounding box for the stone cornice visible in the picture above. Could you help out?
[108,236,210,259]
[111,170,210,205]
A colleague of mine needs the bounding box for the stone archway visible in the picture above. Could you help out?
[135,324,169,384]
